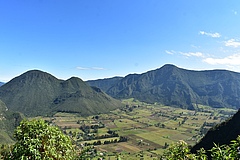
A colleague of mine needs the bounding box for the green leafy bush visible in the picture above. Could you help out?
[162,140,197,160]
[4,119,75,160]
[162,136,240,160]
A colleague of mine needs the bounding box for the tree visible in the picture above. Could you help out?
[6,119,75,160]
[161,136,240,160]
[162,140,196,160]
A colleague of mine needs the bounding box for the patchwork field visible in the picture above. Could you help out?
[41,98,236,159]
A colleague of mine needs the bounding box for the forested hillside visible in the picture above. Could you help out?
[0,70,123,117]
[191,109,240,155]
[87,76,123,93]
[0,100,24,143]
[90,64,240,110]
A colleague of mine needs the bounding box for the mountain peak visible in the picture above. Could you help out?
[0,70,122,116]
[20,69,58,80]
[67,76,84,82]
[89,64,240,110]
[21,69,51,76]
[151,64,181,76]
[161,64,178,69]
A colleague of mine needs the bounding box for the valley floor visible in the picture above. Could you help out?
[35,98,237,159]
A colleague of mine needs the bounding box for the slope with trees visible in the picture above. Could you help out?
[0,70,123,117]
[90,64,240,110]
[0,99,24,144]
[87,76,123,93]
[162,137,240,160]
[191,109,240,157]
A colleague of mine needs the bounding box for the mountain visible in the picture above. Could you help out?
[0,82,4,87]
[0,70,123,117]
[87,76,123,93]
[90,64,240,110]
[191,109,240,157]
[0,100,24,143]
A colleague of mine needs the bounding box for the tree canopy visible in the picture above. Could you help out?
[6,119,75,160]
[161,137,240,160]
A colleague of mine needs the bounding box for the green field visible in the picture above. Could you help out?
[34,98,237,159]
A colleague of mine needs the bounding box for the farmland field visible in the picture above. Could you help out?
[41,98,237,159]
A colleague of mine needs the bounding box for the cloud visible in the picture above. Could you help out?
[165,50,204,58]
[91,67,105,70]
[76,67,89,70]
[203,54,240,65]
[76,66,106,70]
[199,31,221,38]
[191,45,200,49]
[165,50,175,55]
[180,51,204,58]
[225,39,240,48]
[232,10,238,15]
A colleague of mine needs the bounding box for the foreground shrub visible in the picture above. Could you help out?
[162,136,240,160]
[5,119,75,160]
[162,140,197,160]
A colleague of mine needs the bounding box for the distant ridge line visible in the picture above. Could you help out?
[88,64,240,110]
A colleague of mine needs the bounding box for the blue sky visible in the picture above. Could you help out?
[1,0,240,82]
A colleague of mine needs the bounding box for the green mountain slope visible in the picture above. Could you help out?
[51,77,122,115]
[0,100,24,143]
[191,109,240,157]
[99,64,240,109]
[87,76,123,93]
[0,70,123,117]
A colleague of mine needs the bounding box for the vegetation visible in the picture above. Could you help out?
[0,70,123,117]
[2,66,240,159]
[12,98,232,159]
[2,119,75,160]
[1,119,240,159]
[162,136,240,160]
[87,76,123,92]
[192,109,240,155]
[0,100,239,159]
[89,64,240,110]
[0,100,24,144]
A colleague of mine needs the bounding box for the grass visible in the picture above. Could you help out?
[0,130,14,144]
[30,99,237,159]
